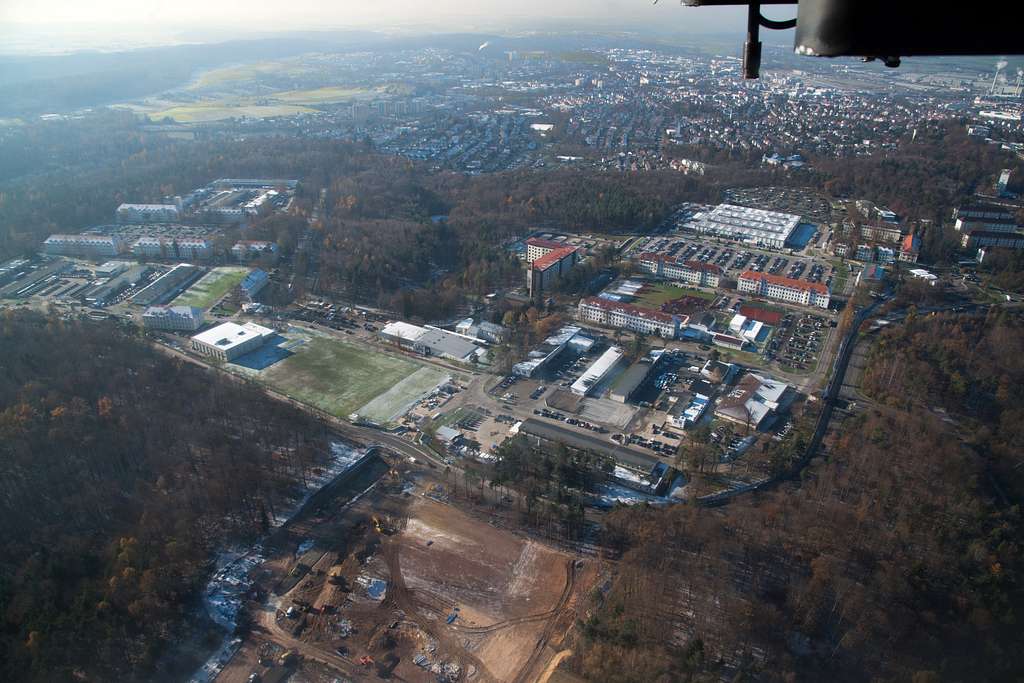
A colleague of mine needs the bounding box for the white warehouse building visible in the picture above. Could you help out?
[191,321,274,361]
[693,204,801,249]
[571,346,625,396]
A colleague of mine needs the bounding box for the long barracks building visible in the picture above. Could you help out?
[577,297,686,338]
[737,271,830,309]
[636,253,722,287]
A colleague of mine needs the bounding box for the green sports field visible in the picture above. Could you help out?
[634,282,716,308]
[256,331,447,422]
[172,267,250,309]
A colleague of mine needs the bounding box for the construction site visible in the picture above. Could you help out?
[213,449,599,683]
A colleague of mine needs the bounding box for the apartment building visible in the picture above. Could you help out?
[142,305,205,331]
[43,234,124,258]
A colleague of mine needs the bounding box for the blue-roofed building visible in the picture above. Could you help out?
[241,269,268,300]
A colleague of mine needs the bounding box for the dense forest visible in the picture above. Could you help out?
[0,310,334,682]
[566,311,1023,682]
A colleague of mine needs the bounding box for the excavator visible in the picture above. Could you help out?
[372,515,394,535]
[673,0,1024,79]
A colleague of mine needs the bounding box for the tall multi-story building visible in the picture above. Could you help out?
[525,237,568,263]
[527,246,579,297]
[577,297,686,338]
[737,271,830,309]
[636,253,721,287]
[43,234,124,257]
[142,305,205,331]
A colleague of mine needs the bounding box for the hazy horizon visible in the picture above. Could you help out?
[0,0,760,55]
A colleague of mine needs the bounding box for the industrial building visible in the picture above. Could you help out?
[716,373,792,430]
[609,349,665,403]
[43,234,124,258]
[691,204,801,249]
[116,203,181,224]
[577,297,686,338]
[512,325,594,378]
[571,346,624,396]
[94,261,132,278]
[142,305,205,331]
[454,318,508,344]
[84,265,151,307]
[737,271,830,309]
[131,264,204,306]
[379,321,482,362]
[517,418,658,470]
[527,245,579,297]
[191,321,274,361]
[636,253,722,287]
[671,393,711,429]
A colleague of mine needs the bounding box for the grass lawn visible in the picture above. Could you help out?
[148,103,317,123]
[829,259,850,294]
[259,335,444,420]
[273,86,369,104]
[634,282,716,308]
[172,267,250,309]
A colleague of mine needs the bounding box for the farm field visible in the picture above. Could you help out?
[242,329,447,422]
[171,267,250,309]
[634,282,715,308]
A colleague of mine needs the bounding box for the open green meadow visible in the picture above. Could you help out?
[172,267,250,309]
[634,282,716,308]
[256,332,447,422]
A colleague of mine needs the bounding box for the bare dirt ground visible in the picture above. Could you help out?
[214,462,597,683]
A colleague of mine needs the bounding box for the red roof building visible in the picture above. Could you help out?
[737,271,830,309]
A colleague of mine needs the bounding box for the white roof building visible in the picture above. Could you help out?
[693,204,801,249]
[571,346,625,396]
[191,322,274,361]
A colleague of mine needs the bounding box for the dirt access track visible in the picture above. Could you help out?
[216,466,598,683]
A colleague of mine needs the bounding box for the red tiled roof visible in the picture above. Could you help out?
[532,246,577,271]
[682,260,722,274]
[526,237,565,249]
[738,305,783,325]
[638,253,721,274]
[580,296,686,325]
[739,270,829,295]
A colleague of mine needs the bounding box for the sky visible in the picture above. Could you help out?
[0,0,755,53]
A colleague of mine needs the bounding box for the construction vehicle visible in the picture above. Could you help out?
[372,516,393,535]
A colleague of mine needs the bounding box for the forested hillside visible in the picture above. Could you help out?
[567,311,1024,683]
[0,310,332,682]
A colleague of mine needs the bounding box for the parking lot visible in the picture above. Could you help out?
[764,312,830,371]
[634,235,838,291]
[721,186,833,225]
